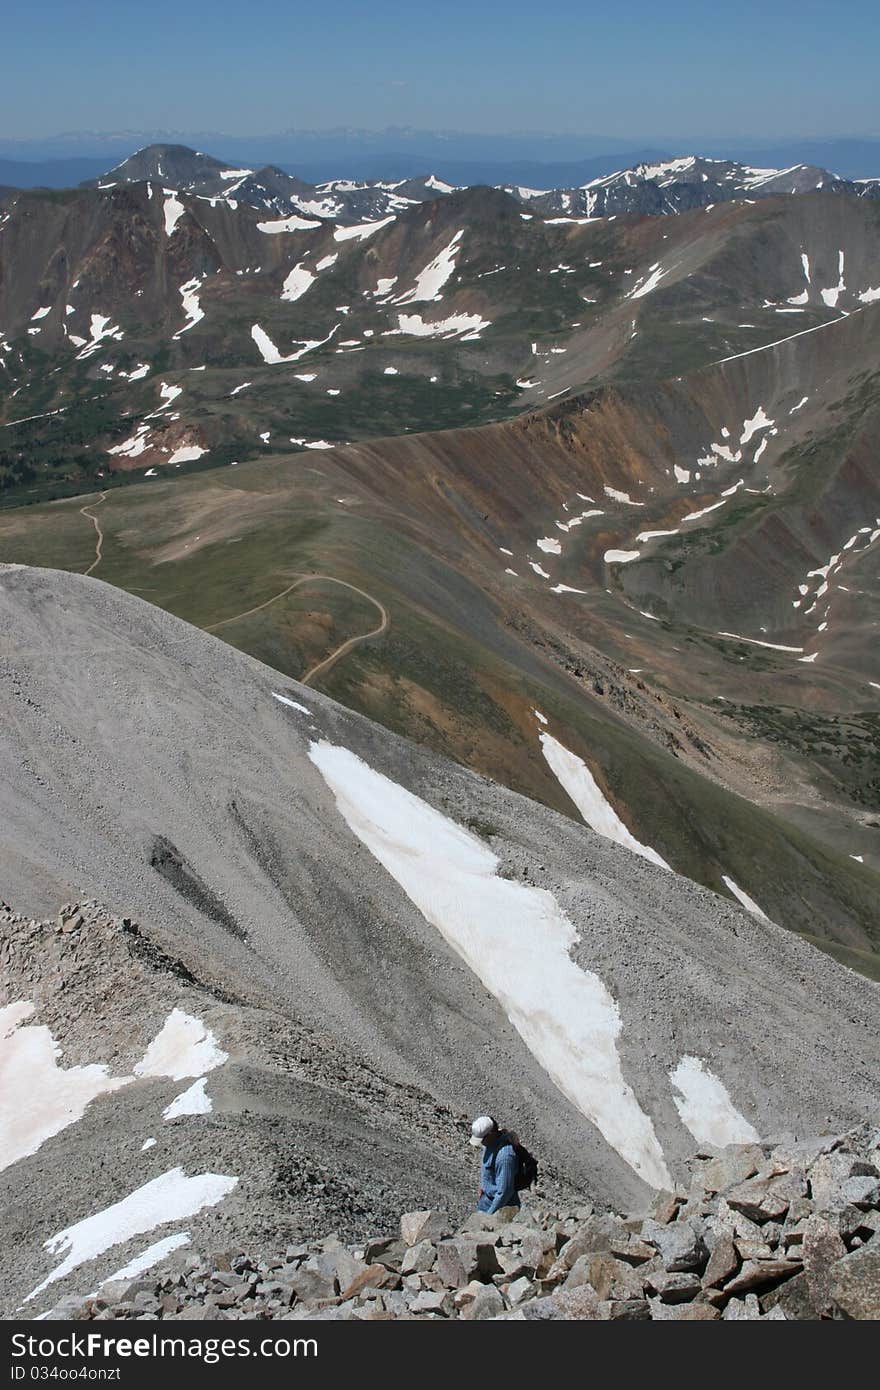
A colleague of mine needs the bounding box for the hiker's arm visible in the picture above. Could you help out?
[486,1148,518,1212]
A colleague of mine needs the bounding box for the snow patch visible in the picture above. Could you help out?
[395,230,463,304]
[0,1003,129,1173]
[281,262,316,303]
[134,1009,227,1081]
[163,195,185,236]
[397,310,490,338]
[333,216,396,243]
[670,1057,760,1147]
[163,1077,212,1120]
[26,1168,239,1301]
[257,214,321,233]
[539,733,669,871]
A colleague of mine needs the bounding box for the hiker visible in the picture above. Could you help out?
[470,1115,521,1213]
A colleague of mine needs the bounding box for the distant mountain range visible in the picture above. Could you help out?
[2,131,880,187]
[63,142,880,228]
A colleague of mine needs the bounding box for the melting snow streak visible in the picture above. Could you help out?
[539,734,670,871]
[670,1057,759,1147]
[308,741,671,1189]
[26,1168,238,1301]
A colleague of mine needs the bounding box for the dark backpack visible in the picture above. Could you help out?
[513,1141,539,1190]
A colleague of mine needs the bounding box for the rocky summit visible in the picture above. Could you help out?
[43,1126,880,1321]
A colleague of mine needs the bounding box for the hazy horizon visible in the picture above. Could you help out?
[3,0,878,143]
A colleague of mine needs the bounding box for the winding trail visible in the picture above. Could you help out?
[80,493,107,577]
[205,573,389,685]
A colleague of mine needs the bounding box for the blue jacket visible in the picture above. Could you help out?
[477,1132,520,1212]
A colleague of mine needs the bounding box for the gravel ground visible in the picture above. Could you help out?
[2,563,879,1315]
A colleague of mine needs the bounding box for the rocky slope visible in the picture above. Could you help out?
[41,1127,880,1321]
[2,563,879,1316]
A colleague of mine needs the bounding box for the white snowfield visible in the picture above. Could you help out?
[167,444,207,465]
[281,261,316,303]
[395,230,463,304]
[396,310,490,338]
[134,1008,227,1080]
[333,216,396,243]
[1,1003,228,1173]
[163,1077,212,1120]
[539,732,670,871]
[251,322,338,364]
[26,1168,238,1302]
[173,279,204,339]
[0,1003,129,1173]
[309,740,672,1190]
[256,214,321,233]
[163,195,185,237]
[669,1057,760,1147]
[628,263,671,300]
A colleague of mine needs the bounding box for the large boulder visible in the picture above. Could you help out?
[641,1218,707,1272]
[827,1245,880,1320]
[802,1215,848,1316]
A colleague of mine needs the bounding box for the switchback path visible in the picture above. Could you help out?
[205,572,389,685]
[80,492,108,577]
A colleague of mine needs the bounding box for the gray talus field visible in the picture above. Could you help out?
[1,562,878,1312]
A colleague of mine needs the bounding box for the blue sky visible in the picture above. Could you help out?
[3,0,878,139]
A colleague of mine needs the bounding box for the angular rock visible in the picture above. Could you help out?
[700,1145,764,1194]
[601,1299,651,1321]
[449,1236,503,1281]
[460,1283,507,1320]
[725,1177,790,1223]
[723,1258,801,1295]
[770,1134,843,1171]
[507,1275,535,1306]
[651,1193,683,1225]
[809,1152,859,1211]
[641,1218,707,1272]
[459,1208,518,1234]
[400,1240,437,1275]
[826,1245,880,1320]
[340,1265,395,1301]
[803,1215,848,1316]
[435,1241,467,1289]
[314,1247,365,1294]
[512,1285,602,1320]
[841,1177,880,1210]
[609,1235,655,1266]
[761,1272,816,1320]
[644,1271,701,1303]
[452,1279,485,1310]
[286,1268,337,1303]
[363,1237,396,1264]
[556,1213,628,1270]
[400,1210,452,1247]
[649,1297,719,1320]
[702,1233,739,1289]
[409,1289,452,1316]
[722,1294,763,1320]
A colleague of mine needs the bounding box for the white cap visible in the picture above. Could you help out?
[470,1115,496,1147]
